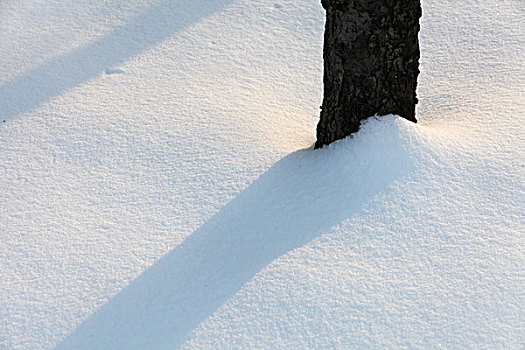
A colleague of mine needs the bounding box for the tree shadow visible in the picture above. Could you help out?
[56,117,417,349]
[0,0,231,121]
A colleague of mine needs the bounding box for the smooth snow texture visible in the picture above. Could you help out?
[1,0,524,349]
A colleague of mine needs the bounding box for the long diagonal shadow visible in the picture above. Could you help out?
[0,0,231,121]
[56,117,416,349]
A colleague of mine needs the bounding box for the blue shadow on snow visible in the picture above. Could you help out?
[57,117,416,349]
[0,0,231,121]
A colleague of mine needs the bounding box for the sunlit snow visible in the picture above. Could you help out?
[1,0,523,349]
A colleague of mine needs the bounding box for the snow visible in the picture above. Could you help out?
[1,0,523,349]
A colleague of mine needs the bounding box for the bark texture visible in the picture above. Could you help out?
[315,0,422,148]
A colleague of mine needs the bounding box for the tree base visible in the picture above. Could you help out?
[315,0,422,149]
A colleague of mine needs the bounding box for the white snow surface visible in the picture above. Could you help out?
[1,0,523,349]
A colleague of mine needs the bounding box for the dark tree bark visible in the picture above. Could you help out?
[315,0,422,148]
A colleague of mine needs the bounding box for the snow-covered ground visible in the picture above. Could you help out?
[1,0,523,349]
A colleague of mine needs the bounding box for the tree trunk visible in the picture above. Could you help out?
[315,0,422,149]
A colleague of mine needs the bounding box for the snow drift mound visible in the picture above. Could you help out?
[58,116,421,349]
[177,113,523,349]
[58,112,523,349]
